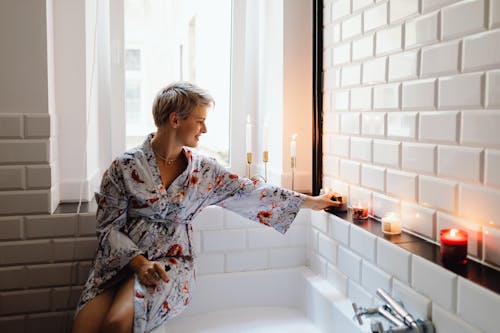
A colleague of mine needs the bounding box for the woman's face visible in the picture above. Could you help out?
[176,105,208,147]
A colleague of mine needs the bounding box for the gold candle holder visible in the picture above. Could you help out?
[291,156,296,191]
[247,152,253,178]
[263,150,269,182]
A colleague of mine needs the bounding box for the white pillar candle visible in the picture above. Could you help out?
[290,133,297,158]
[246,114,252,153]
[381,212,402,235]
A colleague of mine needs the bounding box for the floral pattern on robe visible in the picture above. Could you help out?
[76,133,306,333]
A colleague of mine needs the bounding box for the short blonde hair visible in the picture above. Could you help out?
[152,82,214,127]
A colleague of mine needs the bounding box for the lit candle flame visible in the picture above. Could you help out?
[450,228,458,237]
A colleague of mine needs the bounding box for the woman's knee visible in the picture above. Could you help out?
[100,313,132,333]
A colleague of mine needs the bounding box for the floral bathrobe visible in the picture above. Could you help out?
[76,133,306,333]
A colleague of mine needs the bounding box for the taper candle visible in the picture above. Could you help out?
[246,114,252,154]
[290,134,297,158]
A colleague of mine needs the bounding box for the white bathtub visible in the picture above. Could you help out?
[151,267,369,333]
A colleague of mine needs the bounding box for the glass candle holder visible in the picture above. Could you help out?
[351,203,368,220]
[440,228,468,264]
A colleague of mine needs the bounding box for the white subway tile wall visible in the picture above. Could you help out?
[323,0,500,275]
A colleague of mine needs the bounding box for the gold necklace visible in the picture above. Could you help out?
[154,150,179,166]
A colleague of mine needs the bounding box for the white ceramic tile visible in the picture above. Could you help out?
[223,208,259,229]
[373,83,400,110]
[293,209,310,226]
[324,68,336,90]
[364,2,387,32]
[419,175,457,213]
[340,159,361,184]
[342,14,362,40]
[376,238,411,283]
[486,70,500,108]
[372,192,400,218]
[340,112,360,134]
[311,209,329,234]
[412,255,457,311]
[323,112,336,133]
[332,135,350,157]
[388,50,418,81]
[460,183,500,227]
[422,0,460,13]
[341,64,361,87]
[419,111,458,143]
[461,110,500,147]
[438,145,482,183]
[348,279,375,307]
[350,226,377,262]
[484,225,500,267]
[333,43,351,66]
[309,228,319,253]
[226,250,268,272]
[349,185,372,207]
[387,170,417,202]
[405,12,439,49]
[328,214,350,246]
[373,140,400,167]
[309,253,328,277]
[24,114,50,138]
[0,115,23,139]
[324,155,337,177]
[353,0,373,12]
[338,246,362,281]
[269,247,307,268]
[333,24,341,43]
[432,303,483,333]
[361,112,385,136]
[485,149,500,188]
[203,230,246,252]
[387,112,416,139]
[491,0,500,28]
[442,0,486,40]
[437,212,481,257]
[457,277,500,333]
[390,0,419,23]
[350,87,371,110]
[352,35,373,61]
[362,57,386,84]
[335,68,341,88]
[247,228,288,249]
[361,164,385,191]
[326,263,348,295]
[334,90,350,110]
[402,142,436,174]
[376,25,402,55]
[401,201,436,239]
[463,30,500,71]
[438,73,483,109]
[350,137,372,162]
[194,254,225,274]
[318,233,338,264]
[287,225,308,247]
[402,79,436,110]
[421,41,460,77]
[331,179,350,199]
[361,261,391,296]
[332,0,351,22]
[392,279,432,320]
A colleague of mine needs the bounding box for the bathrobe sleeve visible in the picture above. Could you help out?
[92,159,143,287]
[208,159,307,234]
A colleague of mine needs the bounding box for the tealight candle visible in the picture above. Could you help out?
[352,202,368,220]
[381,212,401,235]
[440,228,468,264]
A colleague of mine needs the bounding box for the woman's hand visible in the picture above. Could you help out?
[129,255,170,286]
[301,192,344,211]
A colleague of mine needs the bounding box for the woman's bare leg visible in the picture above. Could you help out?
[100,276,135,333]
[70,289,115,333]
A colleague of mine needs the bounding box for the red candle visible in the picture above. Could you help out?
[440,228,468,264]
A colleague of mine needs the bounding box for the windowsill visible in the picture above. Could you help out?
[326,210,500,296]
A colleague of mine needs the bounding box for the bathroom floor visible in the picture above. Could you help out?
[155,307,322,333]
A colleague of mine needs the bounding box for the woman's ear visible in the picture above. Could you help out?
[168,112,180,128]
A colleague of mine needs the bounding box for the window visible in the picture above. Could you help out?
[124,0,232,166]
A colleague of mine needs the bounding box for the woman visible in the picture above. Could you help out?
[71,82,341,333]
